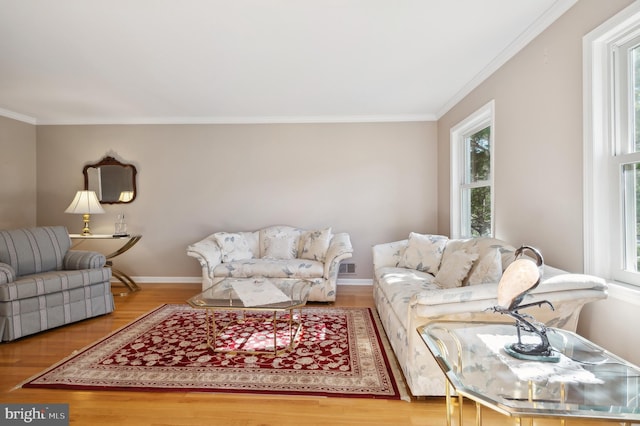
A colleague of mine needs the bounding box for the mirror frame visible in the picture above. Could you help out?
[83,156,138,204]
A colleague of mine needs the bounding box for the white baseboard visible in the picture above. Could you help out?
[120,276,200,284]
[118,277,373,286]
[336,278,373,286]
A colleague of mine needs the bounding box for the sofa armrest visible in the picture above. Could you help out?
[63,250,106,270]
[372,239,407,269]
[187,234,223,277]
[323,233,354,278]
[410,273,608,317]
[0,262,16,284]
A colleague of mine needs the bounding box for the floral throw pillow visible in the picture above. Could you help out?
[434,250,479,289]
[466,248,503,285]
[300,228,332,261]
[263,235,297,260]
[214,232,254,262]
[399,233,449,274]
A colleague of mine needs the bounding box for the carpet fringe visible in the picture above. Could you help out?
[369,309,411,402]
[13,304,169,392]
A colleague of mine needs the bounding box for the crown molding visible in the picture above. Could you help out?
[436,0,578,119]
[0,108,37,125]
[34,113,435,126]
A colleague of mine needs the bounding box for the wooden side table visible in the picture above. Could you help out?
[70,234,142,296]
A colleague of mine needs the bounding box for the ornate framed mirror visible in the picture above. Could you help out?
[83,156,137,204]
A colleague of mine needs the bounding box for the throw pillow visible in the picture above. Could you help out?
[466,248,503,286]
[300,228,332,261]
[214,233,254,263]
[400,233,448,274]
[434,250,479,289]
[263,235,297,259]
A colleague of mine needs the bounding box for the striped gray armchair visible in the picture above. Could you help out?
[0,226,115,341]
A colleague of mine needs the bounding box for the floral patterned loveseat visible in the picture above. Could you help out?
[187,225,353,302]
[372,233,608,397]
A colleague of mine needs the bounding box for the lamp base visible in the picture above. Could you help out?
[81,214,92,236]
[504,343,560,363]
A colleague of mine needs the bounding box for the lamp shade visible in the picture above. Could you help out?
[118,191,134,202]
[65,190,106,214]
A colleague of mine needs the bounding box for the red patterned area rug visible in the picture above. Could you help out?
[23,304,405,399]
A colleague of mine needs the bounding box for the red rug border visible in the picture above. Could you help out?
[22,304,402,400]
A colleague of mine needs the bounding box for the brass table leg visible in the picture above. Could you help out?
[204,309,302,355]
[108,261,140,296]
[445,382,452,426]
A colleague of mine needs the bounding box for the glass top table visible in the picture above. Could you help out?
[187,278,310,354]
[188,278,310,310]
[418,321,640,425]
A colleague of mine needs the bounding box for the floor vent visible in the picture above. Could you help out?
[339,263,356,274]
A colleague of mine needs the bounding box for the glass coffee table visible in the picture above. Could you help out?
[187,278,310,355]
[418,321,640,426]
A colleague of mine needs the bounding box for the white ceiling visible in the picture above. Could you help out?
[0,0,575,125]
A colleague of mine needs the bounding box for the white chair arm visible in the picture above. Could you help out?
[324,233,353,277]
[186,234,222,277]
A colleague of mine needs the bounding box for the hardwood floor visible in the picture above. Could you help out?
[0,284,614,425]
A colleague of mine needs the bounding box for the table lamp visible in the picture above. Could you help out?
[65,190,105,235]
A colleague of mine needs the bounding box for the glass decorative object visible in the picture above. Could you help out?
[114,214,128,237]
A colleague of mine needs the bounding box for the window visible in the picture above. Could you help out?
[585,2,640,288]
[450,101,495,238]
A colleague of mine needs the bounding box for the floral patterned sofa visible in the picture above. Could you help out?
[187,225,353,302]
[372,233,608,397]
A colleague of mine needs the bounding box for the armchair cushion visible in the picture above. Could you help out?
[213,258,323,279]
[0,268,112,302]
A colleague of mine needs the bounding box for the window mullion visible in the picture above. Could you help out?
[461,180,491,190]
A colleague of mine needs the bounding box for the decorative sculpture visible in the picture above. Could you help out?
[490,245,559,362]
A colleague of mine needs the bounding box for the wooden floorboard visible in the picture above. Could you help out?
[0,284,613,425]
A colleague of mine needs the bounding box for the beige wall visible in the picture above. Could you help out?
[437,0,638,364]
[437,0,633,272]
[0,116,36,229]
[36,122,437,280]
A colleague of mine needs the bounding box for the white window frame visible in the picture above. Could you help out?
[584,1,640,300]
[450,100,495,239]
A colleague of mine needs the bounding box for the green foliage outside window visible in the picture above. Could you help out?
[468,127,491,237]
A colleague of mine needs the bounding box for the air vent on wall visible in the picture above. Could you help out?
[339,263,356,274]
